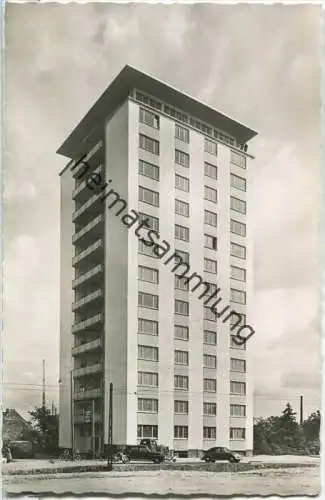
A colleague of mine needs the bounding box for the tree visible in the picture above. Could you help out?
[29,406,59,454]
[303,411,320,441]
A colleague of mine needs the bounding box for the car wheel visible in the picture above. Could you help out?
[204,457,210,463]
[229,457,235,463]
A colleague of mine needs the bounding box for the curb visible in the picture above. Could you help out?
[3,461,319,476]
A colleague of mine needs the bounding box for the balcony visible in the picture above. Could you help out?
[72,193,102,226]
[72,313,103,334]
[72,141,103,179]
[73,363,102,378]
[72,214,104,246]
[74,388,102,401]
[72,239,103,267]
[72,264,103,289]
[74,413,102,424]
[72,338,102,356]
[72,165,103,202]
[72,288,103,312]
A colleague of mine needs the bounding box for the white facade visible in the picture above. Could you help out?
[59,67,256,456]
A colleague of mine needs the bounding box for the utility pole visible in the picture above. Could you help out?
[92,399,96,459]
[107,382,113,471]
[300,395,304,426]
[70,370,74,456]
[42,359,46,409]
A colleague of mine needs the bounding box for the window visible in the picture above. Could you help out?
[204,138,218,156]
[204,306,217,322]
[138,345,159,362]
[230,219,246,237]
[230,358,246,373]
[204,258,217,274]
[230,313,246,327]
[231,173,246,191]
[175,275,189,291]
[137,425,158,438]
[139,240,157,258]
[139,134,159,155]
[138,371,158,387]
[230,381,246,395]
[203,402,216,416]
[139,212,159,232]
[231,266,246,282]
[230,196,246,214]
[230,288,246,305]
[205,210,217,227]
[139,160,159,181]
[175,325,189,341]
[175,249,190,263]
[204,330,217,345]
[230,404,246,417]
[175,149,190,168]
[138,398,159,413]
[175,350,189,365]
[174,426,188,439]
[230,427,246,440]
[139,108,160,129]
[230,335,246,349]
[231,242,246,259]
[231,151,246,169]
[174,400,189,414]
[203,427,216,439]
[175,299,189,316]
[204,378,216,393]
[175,174,189,192]
[136,91,162,111]
[174,375,189,391]
[204,234,217,250]
[139,186,159,207]
[175,199,189,217]
[175,124,189,143]
[204,162,218,180]
[204,354,217,369]
[204,186,218,203]
[138,292,159,310]
[175,224,189,242]
[138,318,158,336]
[138,265,159,284]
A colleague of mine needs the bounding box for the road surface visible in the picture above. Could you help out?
[3,467,320,496]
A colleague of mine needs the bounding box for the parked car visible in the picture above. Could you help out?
[201,447,241,463]
[124,445,165,463]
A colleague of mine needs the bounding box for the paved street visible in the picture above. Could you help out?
[3,467,320,496]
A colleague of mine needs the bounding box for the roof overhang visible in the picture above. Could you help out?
[57,65,258,159]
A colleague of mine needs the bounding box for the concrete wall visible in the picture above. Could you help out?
[104,102,129,446]
[59,167,74,448]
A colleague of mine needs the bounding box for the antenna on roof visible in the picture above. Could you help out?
[42,359,46,409]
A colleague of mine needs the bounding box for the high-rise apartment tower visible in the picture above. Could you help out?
[58,65,257,457]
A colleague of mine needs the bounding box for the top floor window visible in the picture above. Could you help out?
[175,124,190,143]
[231,151,246,169]
[140,108,160,129]
[204,138,218,156]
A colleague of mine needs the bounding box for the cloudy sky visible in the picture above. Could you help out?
[3,3,322,420]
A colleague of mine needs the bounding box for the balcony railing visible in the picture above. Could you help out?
[72,313,103,334]
[74,413,102,424]
[72,165,103,199]
[74,388,102,401]
[73,363,102,378]
[72,288,103,311]
[72,264,103,289]
[71,141,103,179]
[72,214,104,245]
[72,239,103,267]
[72,193,102,224]
[72,338,102,356]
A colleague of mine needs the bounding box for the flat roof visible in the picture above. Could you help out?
[57,65,258,158]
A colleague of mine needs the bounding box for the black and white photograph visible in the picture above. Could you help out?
[2,2,322,496]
